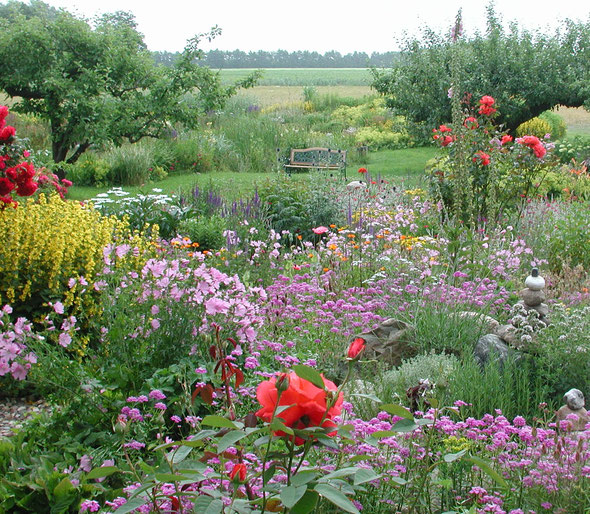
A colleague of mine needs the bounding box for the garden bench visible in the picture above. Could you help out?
[283,147,347,178]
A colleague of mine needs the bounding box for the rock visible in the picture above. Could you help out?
[556,390,589,431]
[474,334,521,369]
[533,303,549,317]
[350,318,415,366]
[346,180,364,190]
[519,288,545,307]
[525,268,545,291]
[494,324,518,345]
[457,311,500,333]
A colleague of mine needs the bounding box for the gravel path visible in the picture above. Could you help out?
[0,397,51,438]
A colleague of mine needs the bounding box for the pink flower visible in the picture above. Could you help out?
[53,301,65,314]
[204,298,230,315]
[58,332,72,347]
[312,226,329,235]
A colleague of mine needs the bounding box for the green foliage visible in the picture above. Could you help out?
[448,356,551,420]
[67,153,111,187]
[258,174,342,241]
[379,351,460,404]
[516,117,552,139]
[546,201,590,272]
[107,145,164,186]
[539,165,590,200]
[372,5,590,132]
[0,2,259,166]
[177,216,227,250]
[553,135,590,163]
[171,135,213,173]
[539,110,567,140]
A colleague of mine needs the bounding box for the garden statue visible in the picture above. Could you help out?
[556,388,590,431]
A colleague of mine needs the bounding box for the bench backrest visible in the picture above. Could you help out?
[290,147,346,167]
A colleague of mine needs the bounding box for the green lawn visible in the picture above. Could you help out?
[68,146,438,202]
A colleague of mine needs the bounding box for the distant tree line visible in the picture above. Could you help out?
[152,49,399,68]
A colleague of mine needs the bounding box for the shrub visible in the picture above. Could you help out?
[171,135,213,173]
[177,215,227,250]
[553,135,590,164]
[0,194,153,341]
[516,117,552,139]
[106,144,156,186]
[546,200,590,272]
[539,110,566,140]
[66,153,111,186]
[379,351,460,405]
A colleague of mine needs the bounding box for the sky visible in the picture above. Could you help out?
[18,0,590,54]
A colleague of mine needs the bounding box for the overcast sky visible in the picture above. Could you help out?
[20,0,590,54]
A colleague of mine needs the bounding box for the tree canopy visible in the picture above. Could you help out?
[0,1,259,164]
[371,5,590,133]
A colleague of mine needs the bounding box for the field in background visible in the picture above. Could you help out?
[556,106,590,136]
[220,68,373,86]
[236,85,373,106]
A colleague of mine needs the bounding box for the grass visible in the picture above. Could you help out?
[220,68,373,86]
[68,146,438,202]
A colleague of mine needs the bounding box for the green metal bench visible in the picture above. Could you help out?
[283,147,347,178]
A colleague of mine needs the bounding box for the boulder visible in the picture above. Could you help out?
[519,288,545,307]
[457,311,500,333]
[474,334,521,369]
[350,318,415,366]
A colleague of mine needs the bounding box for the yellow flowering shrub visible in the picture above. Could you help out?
[0,194,155,352]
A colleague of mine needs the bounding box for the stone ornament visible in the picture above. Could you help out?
[556,388,590,431]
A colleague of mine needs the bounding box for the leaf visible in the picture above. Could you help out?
[349,393,382,403]
[291,470,317,487]
[371,430,397,439]
[466,455,508,489]
[292,365,325,390]
[314,484,360,514]
[172,445,193,464]
[390,476,407,485]
[155,473,188,482]
[289,490,319,514]
[353,468,381,485]
[52,477,74,498]
[380,404,414,420]
[392,418,419,432]
[86,466,119,480]
[280,485,307,508]
[192,496,224,514]
[201,415,239,429]
[416,418,435,426]
[216,430,249,454]
[443,449,468,463]
[263,464,276,483]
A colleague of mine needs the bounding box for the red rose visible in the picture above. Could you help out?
[441,135,454,147]
[61,178,73,187]
[347,337,366,359]
[256,371,343,445]
[16,180,38,197]
[463,117,479,129]
[0,125,16,141]
[0,177,14,196]
[0,106,8,121]
[533,144,546,159]
[229,463,247,482]
[473,150,491,166]
[479,95,495,107]
[501,135,513,145]
[439,124,452,133]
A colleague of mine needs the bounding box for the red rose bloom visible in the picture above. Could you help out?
[256,371,343,445]
[439,124,452,133]
[463,117,479,129]
[347,337,366,359]
[473,150,491,166]
[0,125,16,141]
[0,177,14,196]
[0,106,8,121]
[229,463,247,482]
[441,135,454,147]
[16,180,38,197]
[501,135,513,145]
